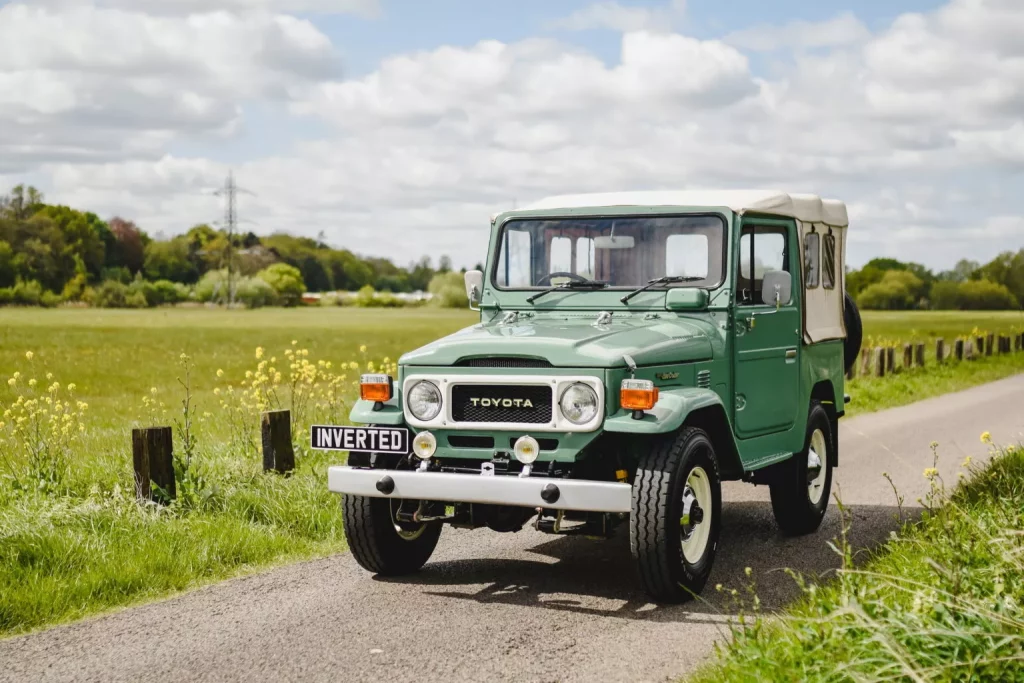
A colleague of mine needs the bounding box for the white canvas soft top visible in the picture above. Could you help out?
[503,190,849,227]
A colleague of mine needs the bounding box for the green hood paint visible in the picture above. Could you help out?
[399,313,716,368]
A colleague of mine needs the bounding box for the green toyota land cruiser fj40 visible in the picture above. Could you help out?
[317,190,863,603]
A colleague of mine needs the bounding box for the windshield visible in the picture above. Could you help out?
[492,215,725,289]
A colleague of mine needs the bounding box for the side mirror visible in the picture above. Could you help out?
[761,270,792,308]
[464,270,483,311]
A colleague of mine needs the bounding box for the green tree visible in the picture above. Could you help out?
[144,238,199,283]
[258,263,306,306]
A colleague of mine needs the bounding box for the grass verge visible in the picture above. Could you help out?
[690,444,1024,682]
[845,350,1024,416]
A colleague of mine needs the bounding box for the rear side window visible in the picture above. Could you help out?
[804,232,820,288]
[822,233,836,289]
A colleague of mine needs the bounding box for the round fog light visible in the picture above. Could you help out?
[513,435,540,464]
[412,431,437,460]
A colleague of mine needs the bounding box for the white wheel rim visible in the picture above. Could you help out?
[680,466,712,564]
[807,428,828,505]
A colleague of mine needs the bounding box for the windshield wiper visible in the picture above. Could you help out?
[620,275,705,304]
[526,279,608,304]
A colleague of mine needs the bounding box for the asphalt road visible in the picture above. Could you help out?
[4,375,1024,683]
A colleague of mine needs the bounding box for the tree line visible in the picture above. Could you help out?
[0,185,471,307]
[847,256,1024,311]
[2,183,1020,310]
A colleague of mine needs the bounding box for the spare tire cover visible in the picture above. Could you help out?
[843,292,863,373]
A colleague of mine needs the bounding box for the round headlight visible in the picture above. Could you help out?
[407,380,442,421]
[559,382,598,425]
[513,435,540,464]
[412,431,437,459]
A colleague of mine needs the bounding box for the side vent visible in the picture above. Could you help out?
[696,370,711,388]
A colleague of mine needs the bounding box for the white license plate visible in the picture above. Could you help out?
[310,425,410,454]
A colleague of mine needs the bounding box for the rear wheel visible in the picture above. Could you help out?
[769,402,834,535]
[630,427,722,603]
[343,494,442,576]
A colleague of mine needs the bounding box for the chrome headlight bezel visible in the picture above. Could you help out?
[407,380,443,421]
[558,382,599,425]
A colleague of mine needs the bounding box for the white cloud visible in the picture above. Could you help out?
[546,0,686,33]
[4,0,1024,271]
[0,2,340,172]
[723,12,871,52]
[31,0,379,17]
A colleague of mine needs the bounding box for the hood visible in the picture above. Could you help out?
[400,313,715,368]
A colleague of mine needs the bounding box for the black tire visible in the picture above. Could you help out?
[630,427,722,603]
[770,402,834,536]
[343,494,442,576]
[843,292,863,374]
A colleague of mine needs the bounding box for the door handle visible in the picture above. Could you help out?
[785,349,797,359]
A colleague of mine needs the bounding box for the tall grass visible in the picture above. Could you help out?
[690,441,1024,682]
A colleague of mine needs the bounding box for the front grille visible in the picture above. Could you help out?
[457,357,552,368]
[447,435,495,449]
[451,384,553,424]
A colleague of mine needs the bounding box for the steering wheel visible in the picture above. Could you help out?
[536,271,587,286]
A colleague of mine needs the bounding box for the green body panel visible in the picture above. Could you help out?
[604,386,725,434]
[348,203,848,475]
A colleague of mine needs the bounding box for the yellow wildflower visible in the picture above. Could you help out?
[150,387,158,395]
[291,340,298,345]
[980,431,992,444]
[924,467,939,479]
[214,388,221,396]
[359,345,367,353]
[6,378,14,387]
[67,383,76,391]
[25,351,34,360]
[962,456,972,467]
[216,369,224,378]
[28,379,37,387]
[256,347,265,360]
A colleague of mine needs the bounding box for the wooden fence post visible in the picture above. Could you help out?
[262,410,295,474]
[1000,335,1011,354]
[985,333,994,356]
[966,339,975,360]
[1016,334,1023,352]
[936,338,945,363]
[875,348,886,378]
[914,342,925,367]
[886,346,896,374]
[954,338,964,361]
[976,336,985,356]
[132,427,175,503]
[902,343,913,371]
[861,348,872,376]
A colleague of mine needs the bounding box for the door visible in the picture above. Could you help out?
[733,220,801,438]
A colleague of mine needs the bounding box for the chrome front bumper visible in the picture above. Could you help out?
[327,466,632,513]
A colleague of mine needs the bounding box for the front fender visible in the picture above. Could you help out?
[349,398,405,426]
[603,386,725,434]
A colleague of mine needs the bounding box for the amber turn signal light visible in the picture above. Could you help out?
[620,379,659,411]
[360,374,393,402]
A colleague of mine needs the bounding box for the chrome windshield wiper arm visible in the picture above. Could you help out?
[620,275,704,304]
[526,279,608,304]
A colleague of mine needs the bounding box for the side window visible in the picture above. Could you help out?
[576,236,595,280]
[804,231,820,288]
[666,233,709,279]
[738,226,789,306]
[549,236,572,273]
[822,233,836,289]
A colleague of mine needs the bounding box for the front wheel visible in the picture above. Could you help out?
[630,427,722,603]
[769,401,834,535]
[343,494,442,576]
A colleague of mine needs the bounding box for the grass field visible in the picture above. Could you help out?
[691,443,1024,682]
[1,306,1023,637]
